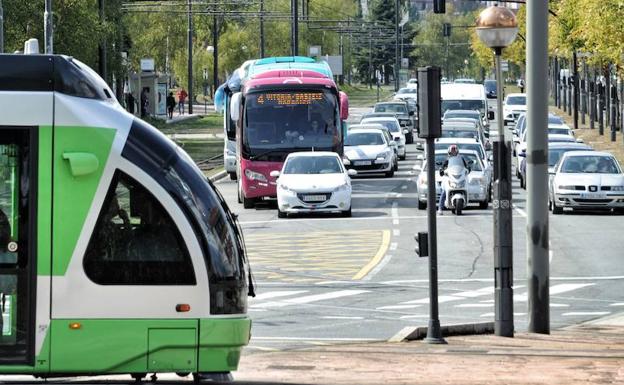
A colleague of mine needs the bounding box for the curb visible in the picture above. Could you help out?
[579,311,624,327]
[393,322,494,342]
[209,170,228,182]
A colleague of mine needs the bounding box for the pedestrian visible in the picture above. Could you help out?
[140,88,149,118]
[166,92,176,120]
[517,78,525,93]
[126,93,135,114]
[177,88,188,115]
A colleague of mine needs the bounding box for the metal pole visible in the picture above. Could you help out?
[368,32,372,90]
[260,0,265,58]
[581,59,586,126]
[98,0,107,84]
[554,57,560,108]
[493,48,513,337]
[0,0,4,53]
[44,0,53,54]
[527,0,550,334]
[599,77,604,135]
[291,0,298,56]
[187,0,193,115]
[394,0,400,92]
[213,13,219,97]
[573,51,579,130]
[590,71,595,129]
[425,137,445,344]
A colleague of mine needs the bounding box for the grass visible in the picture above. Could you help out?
[341,83,395,108]
[550,105,624,166]
[145,114,223,135]
[176,139,223,162]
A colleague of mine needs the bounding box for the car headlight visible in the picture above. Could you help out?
[558,185,575,190]
[278,183,294,192]
[334,182,350,192]
[245,169,267,182]
[611,186,624,191]
[342,157,351,166]
[376,151,391,161]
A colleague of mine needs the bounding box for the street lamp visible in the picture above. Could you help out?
[476,5,518,338]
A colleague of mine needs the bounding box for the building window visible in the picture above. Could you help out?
[83,171,196,285]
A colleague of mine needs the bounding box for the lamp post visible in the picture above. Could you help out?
[476,5,518,338]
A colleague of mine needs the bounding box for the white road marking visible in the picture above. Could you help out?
[609,303,624,307]
[238,213,526,225]
[513,205,527,218]
[380,276,624,285]
[390,242,398,251]
[352,193,419,199]
[251,336,381,342]
[251,290,309,301]
[514,313,527,316]
[514,283,594,302]
[376,304,422,310]
[393,229,401,237]
[562,312,611,317]
[392,202,399,225]
[321,316,364,320]
[251,290,369,309]
[399,314,429,319]
[550,303,570,308]
[455,303,493,308]
[246,346,279,352]
[401,286,494,305]
[480,312,495,317]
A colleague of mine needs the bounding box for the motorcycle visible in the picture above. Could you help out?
[442,157,469,215]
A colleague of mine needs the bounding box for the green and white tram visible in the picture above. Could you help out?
[0,52,253,380]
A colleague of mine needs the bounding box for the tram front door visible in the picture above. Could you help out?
[0,127,36,365]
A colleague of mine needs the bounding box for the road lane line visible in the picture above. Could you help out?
[514,283,594,302]
[609,303,624,307]
[562,312,611,317]
[251,290,369,309]
[399,315,429,319]
[238,214,527,225]
[250,290,309,301]
[392,202,399,225]
[455,303,493,308]
[390,242,398,251]
[393,229,401,236]
[513,205,527,217]
[376,304,423,310]
[362,254,393,282]
[321,316,365,320]
[352,230,391,280]
[401,286,494,304]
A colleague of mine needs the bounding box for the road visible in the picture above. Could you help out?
[213,107,624,353]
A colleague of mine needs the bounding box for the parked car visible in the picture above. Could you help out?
[549,151,624,214]
[360,117,407,160]
[502,93,527,126]
[272,152,356,218]
[416,149,490,210]
[344,129,397,177]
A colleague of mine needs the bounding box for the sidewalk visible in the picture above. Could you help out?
[233,313,624,384]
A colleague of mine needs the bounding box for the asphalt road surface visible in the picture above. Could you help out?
[214,108,624,353]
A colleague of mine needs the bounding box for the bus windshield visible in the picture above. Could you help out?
[243,89,340,161]
[441,99,485,115]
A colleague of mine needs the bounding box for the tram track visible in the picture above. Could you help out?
[196,154,224,171]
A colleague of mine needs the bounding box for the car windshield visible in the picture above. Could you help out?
[424,154,449,171]
[561,155,620,174]
[549,148,588,167]
[364,120,400,133]
[441,130,478,139]
[283,156,343,175]
[549,115,564,124]
[375,104,407,114]
[445,112,480,120]
[345,132,385,146]
[435,143,485,160]
[549,136,575,143]
[441,100,485,114]
[548,128,571,135]
[462,153,482,171]
[484,81,496,92]
[397,88,414,94]
[243,89,340,161]
[506,96,526,105]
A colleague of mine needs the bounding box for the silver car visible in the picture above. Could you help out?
[549,151,624,214]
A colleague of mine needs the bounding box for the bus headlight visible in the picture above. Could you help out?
[245,169,267,182]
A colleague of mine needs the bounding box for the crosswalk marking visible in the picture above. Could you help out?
[514,283,594,302]
[562,311,610,317]
[401,286,494,304]
[251,290,369,309]
[251,291,309,301]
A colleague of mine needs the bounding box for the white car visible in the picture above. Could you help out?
[434,137,492,183]
[503,93,527,126]
[394,87,418,102]
[516,125,577,177]
[549,151,624,214]
[360,117,407,160]
[344,129,397,177]
[272,152,356,218]
[416,149,489,210]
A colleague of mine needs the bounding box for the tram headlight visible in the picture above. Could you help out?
[245,169,267,182]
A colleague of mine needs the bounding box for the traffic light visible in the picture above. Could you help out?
[433,0,445,13]
[443,23,452,37]
[415,232,429,257]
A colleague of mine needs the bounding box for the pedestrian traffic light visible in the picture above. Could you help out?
[443,23,452,37]
[415,232,429,257]
[433,0,445,13]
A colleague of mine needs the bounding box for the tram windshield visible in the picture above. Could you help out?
[242,89,340,161]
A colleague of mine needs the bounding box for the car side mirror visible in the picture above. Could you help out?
[347,169,357,176]
[487,111,495,120]
[269,170,280,178]
[488,154,494,162]
[576,138,584,143]
[409,111,415,116]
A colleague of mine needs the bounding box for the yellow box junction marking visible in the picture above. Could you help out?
[244,230,390,283]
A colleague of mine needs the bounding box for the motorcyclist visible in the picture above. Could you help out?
[438,145,469,215]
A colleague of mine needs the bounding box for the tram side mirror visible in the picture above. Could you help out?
[270,170,280,178]
[339,91,349,121]
[230,92,242,122]
[488,111,495,120]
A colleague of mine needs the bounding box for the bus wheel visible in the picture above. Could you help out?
[243,195,255,209]
[229,172,237,181]
[131,373,146,382]
[176,372,190,377]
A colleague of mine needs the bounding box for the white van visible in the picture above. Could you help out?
[441,83,493,133]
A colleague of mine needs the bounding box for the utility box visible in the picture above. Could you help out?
[417,66,442,139]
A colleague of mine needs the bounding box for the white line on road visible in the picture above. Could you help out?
[401,286,494,304]
[390,242,398,251]
[376,304,423,310]
[550,303,570,308]
[238,213,526,225]
[513,205,527,218]
[393,229,401,237]
[321,316,365,320]
[562,312,611,317]
[251,290,369,309]
[392,202,399,225]
[480,312,494,317]
[250,290,309,301]
[362,255,393,282]
[399,314,429,319]
[380,276,624,285]
[251,336,381,342]
[455,303,493,308]
[514,283,594,302]
[609,303,624,307]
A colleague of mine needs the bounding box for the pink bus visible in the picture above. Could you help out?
[230,69,349,208]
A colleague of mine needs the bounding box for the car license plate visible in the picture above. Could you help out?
[580,193,606,199]
[354,160,371,166]
[303,195,326,202]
